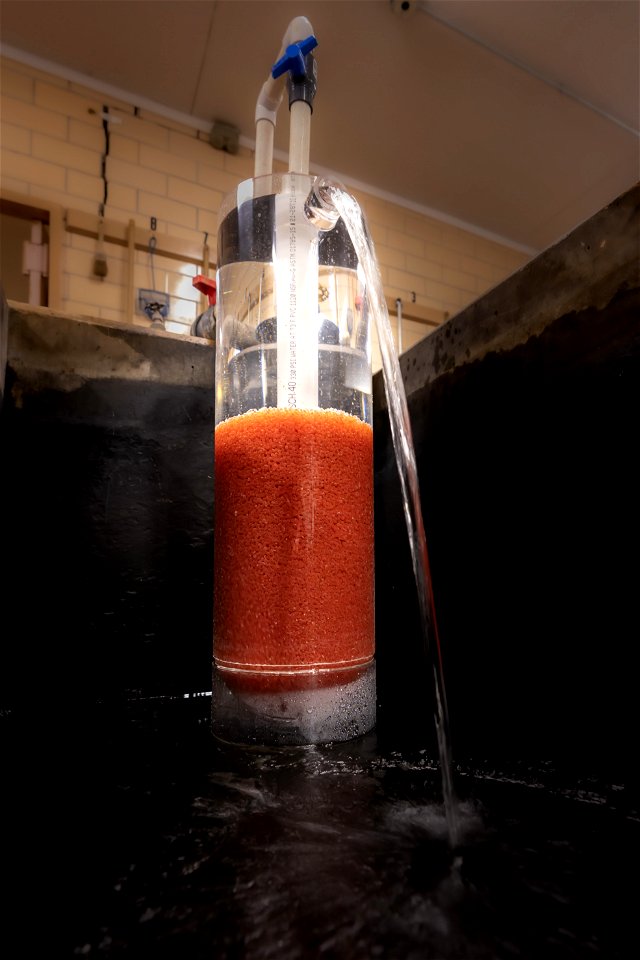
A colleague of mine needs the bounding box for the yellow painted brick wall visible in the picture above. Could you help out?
[1,55,530,365]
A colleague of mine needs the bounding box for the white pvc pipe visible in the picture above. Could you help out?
[288,100,311,174]
[21,220,46,306]
[254,17,318,409]
[396,297,403,354]
[274,185,319,409]
[254,16,314,177]
[254,119,274,178]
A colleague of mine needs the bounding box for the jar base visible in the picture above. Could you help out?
[211,660,376,747]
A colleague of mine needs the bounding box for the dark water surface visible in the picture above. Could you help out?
[3,695,635,959]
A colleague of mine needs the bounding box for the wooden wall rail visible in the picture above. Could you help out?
[2,189,447,330]
[66,212,446,328]
[64,210,208,267]
[65,210,211,319]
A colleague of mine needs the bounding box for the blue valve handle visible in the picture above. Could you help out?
[272,35,318,80]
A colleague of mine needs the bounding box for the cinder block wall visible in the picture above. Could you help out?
[1,55,530,369]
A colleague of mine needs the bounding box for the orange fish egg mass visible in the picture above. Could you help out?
[214,407,374,685]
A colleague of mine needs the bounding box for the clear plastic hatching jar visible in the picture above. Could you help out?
[212,173,376,746]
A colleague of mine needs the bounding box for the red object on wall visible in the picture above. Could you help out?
[192,275,217,306]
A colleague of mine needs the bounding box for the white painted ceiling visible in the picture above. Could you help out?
[1,0,638,252]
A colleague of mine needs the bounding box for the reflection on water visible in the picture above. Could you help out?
[66,706,631,960]
[18,693,629,958]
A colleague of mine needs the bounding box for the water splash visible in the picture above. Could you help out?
[308,178,460,847]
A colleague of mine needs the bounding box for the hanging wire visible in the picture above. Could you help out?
[148,235,157,290]
[99,104,110,219]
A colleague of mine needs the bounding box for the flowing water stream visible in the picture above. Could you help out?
[308,179,460,847]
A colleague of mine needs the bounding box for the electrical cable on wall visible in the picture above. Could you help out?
[99,103,110,217]
[148,234,157,291]
[92,103,111,279]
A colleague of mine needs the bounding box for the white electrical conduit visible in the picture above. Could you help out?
[22,220,48,307]
[396,297,403,355]
[254,16,314,177]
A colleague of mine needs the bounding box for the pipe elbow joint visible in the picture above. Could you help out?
[282,16,314,47]
[255,80,283,124]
